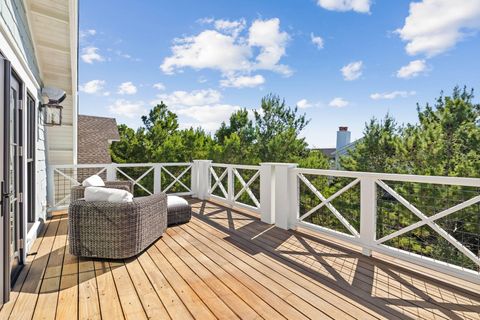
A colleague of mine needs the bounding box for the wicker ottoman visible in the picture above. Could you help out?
[167,196,192,226]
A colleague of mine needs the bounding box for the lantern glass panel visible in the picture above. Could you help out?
[44,104,63,126]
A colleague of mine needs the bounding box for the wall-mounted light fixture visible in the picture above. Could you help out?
[40,87,66,126]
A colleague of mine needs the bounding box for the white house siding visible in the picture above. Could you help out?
[0,0,47,257]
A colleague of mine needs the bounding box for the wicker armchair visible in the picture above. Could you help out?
[68,193,167,259]
[70,180,134,202]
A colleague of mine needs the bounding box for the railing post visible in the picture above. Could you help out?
[46,166,55,216]
[360,177,377,256]
[193,160,212,200]
[260,163,275,224]
[272,163,299,230]
[191,161,199,196]
[153,164,162,194]
[227,166,234,205]
[106,164,117,181]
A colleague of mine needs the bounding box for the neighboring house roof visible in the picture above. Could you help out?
[332,138,363,157]
[77,115,120,164]
[311,148,336,159]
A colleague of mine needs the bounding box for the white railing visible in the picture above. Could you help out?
[47,162,193,210]
[293,168,480,284]
[46,160,480,283]
[209,163,261,213]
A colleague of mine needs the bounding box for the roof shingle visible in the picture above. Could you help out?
[77,115,120,164]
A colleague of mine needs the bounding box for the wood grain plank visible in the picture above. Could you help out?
[180,222,332,320]
[55,225,79,320]
[8,218,61,320]
[187,216,385,320]
[156,237,241,319]
[124,258,171,320]
[32,217,68,320]
[109,261,147,320]
[136,252,193,319]
[0,217,50,319]
[94,261,125,320]
[167,226,293,320]
[78,258,101,320]
[146,244,216,319]
[201,205,478,320]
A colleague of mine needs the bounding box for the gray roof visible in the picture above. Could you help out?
[77,115,120,164]
[311,148,336,159]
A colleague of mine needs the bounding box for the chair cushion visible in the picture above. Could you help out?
[167,195,189,209]
[84,186,133,203]
[82,175,105,187]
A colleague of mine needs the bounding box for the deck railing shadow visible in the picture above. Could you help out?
[190,199,480,320]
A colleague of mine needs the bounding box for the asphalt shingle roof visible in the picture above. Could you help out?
[77,115,120,164]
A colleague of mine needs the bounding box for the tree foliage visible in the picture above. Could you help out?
[340,86,480,270]
[111,94,325,167]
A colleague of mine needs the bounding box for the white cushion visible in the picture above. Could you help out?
[84,186,133,203]
[82,175,105,187]
[167,195,188,208]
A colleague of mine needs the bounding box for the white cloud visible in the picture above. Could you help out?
[160,18,291,81]
[317,0,371,13]
[341,61,363,81]
[108,99,145,118]
[176,104,241,131]
[370,91,416,100]
[152,89,222,107]
[214,19,246,37]
[310,33,324,50]
[79,80,105,94]
[81,47,104,64]
[161,30,251,74]
[80,29,96,38]
[220,74,265,88]
[296,99,313,109]
[248,18,291,76]
[114,50,141,62]
[396,60,428,79]
[153,83,166,91]
[329,97,349,108]
[117,81,137,95]
[396,0,480,57]
[151,88,241,131]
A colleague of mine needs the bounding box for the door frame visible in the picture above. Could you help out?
[1,55,26,305]
[1,54,11,306]
[9,70,24,285]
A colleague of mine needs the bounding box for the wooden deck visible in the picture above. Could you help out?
[1,199,479,320]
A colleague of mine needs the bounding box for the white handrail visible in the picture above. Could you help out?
[296,168,480,187]
[46,160,480,283]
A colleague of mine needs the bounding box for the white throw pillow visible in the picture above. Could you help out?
[82,175,105,187]
[167,195,188,208]
[84,186,134,203]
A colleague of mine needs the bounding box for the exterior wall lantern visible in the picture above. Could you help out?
[40,87,66,126]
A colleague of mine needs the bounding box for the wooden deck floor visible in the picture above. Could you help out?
[1,199,479,320]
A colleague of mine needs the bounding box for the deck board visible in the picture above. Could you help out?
[194,204,471,320]
[1,199,479,320]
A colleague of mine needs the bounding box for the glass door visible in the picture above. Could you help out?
[8,73,22,284]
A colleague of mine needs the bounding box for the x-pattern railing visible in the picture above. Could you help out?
[233,168,260,208]
[49,163,193,209]
[376,179,480,268]
[210,166,228,199]
[116,165,154,195]
[53,166,107,207]
[209,164,261,209]
[297,173,360,237]
[162,164,192,193]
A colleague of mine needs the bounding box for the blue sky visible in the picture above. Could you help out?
[78,0,480,147]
